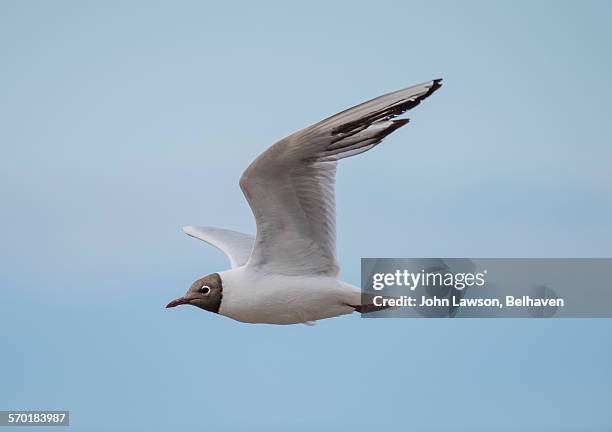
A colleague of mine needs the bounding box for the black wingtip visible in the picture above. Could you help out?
[390,118,409,130]
[427,78,443,96]
[369,118,410,143]
[331,79,443,136]
[392,118,410,127]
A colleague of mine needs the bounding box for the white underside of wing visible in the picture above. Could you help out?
[242,160,339,276]
[182,226,254,268]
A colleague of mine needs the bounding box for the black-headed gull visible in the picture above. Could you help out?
[166,79,442,324]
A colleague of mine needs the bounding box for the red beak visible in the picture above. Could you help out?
[166,297,191,308]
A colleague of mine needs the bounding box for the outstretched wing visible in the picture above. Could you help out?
[239,79,442,276]
[183,226,254,268]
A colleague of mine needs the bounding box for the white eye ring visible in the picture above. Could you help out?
[200,285,211,295]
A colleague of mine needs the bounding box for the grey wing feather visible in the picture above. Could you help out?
[183,226,254,268]
[240,79,442,276]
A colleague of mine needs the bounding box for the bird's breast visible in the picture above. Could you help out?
[217,270,355,324]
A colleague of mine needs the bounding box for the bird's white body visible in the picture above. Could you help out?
[218,267,360,324]
[168,79,442,324]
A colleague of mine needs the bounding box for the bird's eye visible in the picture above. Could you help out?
[200,285,211,295]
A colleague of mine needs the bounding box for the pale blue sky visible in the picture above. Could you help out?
[1,1,611,431]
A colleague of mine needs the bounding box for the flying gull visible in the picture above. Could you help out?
[166,79,443,324]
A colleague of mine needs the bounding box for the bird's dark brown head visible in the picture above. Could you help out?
[166,273,223,313]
